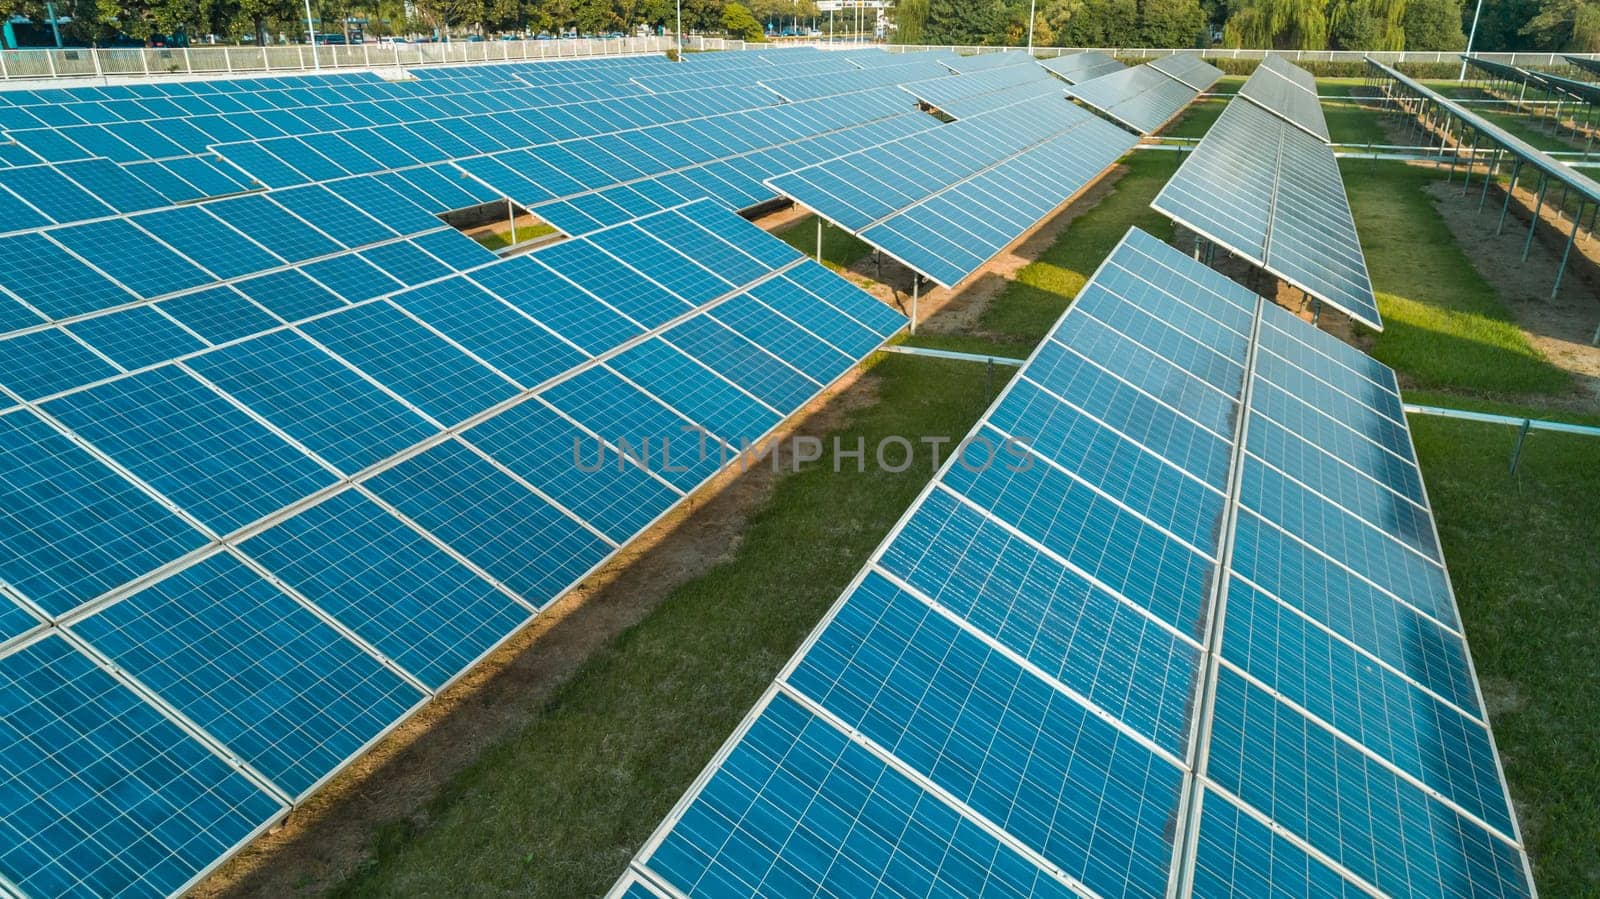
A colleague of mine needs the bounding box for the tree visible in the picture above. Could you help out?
[1045,0,1142,46]
[1139,0,1207,46]
[1328,0,1404,49]
[894,0,927,41]
[922,0,1012,44]
[1403,0,1465,46]
[722,0,762,38]
[1520,0,1600,51]
[1222,0,1327,47]
[572,0,616,31]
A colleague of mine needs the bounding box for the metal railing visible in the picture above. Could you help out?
[0,35,672,82]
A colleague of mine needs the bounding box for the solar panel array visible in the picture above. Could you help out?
[900,62,1053,113]
[768,96,1137,287]
[1147,52,1225,91]
[616,225,1533,899]
[1259,53,1319,94]
[0,195,904,898]
[1063,56,1219,135]
[942,51,1038,74]
[1237,57,1330,142]
[1038,50,1126,85]
[1152,96,1382,329]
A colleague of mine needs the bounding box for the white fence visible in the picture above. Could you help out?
[854,43,1598,67]
[1,36,1594,83]
[0,35,673,82]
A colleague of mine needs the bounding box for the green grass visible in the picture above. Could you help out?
[905,150,1178,358]
[1343,159,1572,397]
[473,221,557,250]
[773,213,873,271]
[1323,96,1389,145]
[1162,95,1227,139]
[328,355,997,898]
[1408,414,1600,893]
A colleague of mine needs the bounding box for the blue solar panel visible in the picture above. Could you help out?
[207,194,342,263]
[235,268,346,322]
[0,634,283,898]
[0,232,138,320]
[469,256,643,355]
[299,301,518,427]
[540,366,725,493]
[390,276,588,389]
[301,253,404,303]
[463,399,681,543]
[621,227,1533,898]
[359,239,454,285]
[271,185,396,248]
[66,305,207,372]
[607,337,779,445]
[365,439,613,606]
[70,552,425,799]
[157,285,281,345]
[44,365,335,535]
[534,240,694,329]
[134,204,284,281]
[0,408,205,618]
[0,165,114,224]
[187,329,435,475]
[660,315,820,412]
[0,327,120,401]
[240,489,529,692]
[706,292,855,385]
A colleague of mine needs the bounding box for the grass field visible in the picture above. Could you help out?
[319,81,1597,897]
[1341,158,1572,397]
[772,212,873,271]
[472,221,558,250]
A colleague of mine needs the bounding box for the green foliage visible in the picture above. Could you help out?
[1402,0,1466,48]
[720,0,761,40]
[1327,0,1404,49]
[893,0,927,41]
[923,0,1018,44]
[1519,0,1600,51]
[1222,0,1328,48]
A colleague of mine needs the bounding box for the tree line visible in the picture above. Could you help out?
[2,0,1593,52]
[896,0,1599,52]
[0,0,820,47]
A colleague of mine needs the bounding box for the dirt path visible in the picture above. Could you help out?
[197,369,879,899]
[1424,179,1600,408]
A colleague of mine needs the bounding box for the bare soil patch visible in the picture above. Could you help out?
[196,370,881,899]
[1424,179,1600,407]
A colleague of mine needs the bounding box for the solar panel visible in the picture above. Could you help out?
[1038,51,1126,85]
[0,634,283,898]
[1064,63,1209,135]
[1152,97,1381,329]
[618,226,1532,898]
[1238,60,1331,142]
[771,98,1136,288]
[1147,52,1224,91]
[0,199,904,894]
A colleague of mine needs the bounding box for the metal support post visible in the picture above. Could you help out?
[816,217,822,264]
[910,276,919,336]
[1553,201,1583,298]
[1508,419,1532,474]
[1523,174,1547,261]
[1498,160,1522,235]
[1479,148,1502,211]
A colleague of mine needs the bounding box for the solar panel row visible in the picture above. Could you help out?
[1037,50,1126,85]
[770,96,1137,287]
[617,225,1532,899]
[1237,58,1331,142]
[0,201,904,899]
[1147,52,1225,91]
[1152,96,1382,329]
[1064,56,1219,135]
[900,61,1053,111]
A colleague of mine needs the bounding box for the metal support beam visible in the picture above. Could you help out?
[1523,174,1547,262]
[910,276,919,336]
[1498,160,1522,235]
[1479,147,1502,211]
[1553,201,1583,298]
[1508,418,1532,475]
